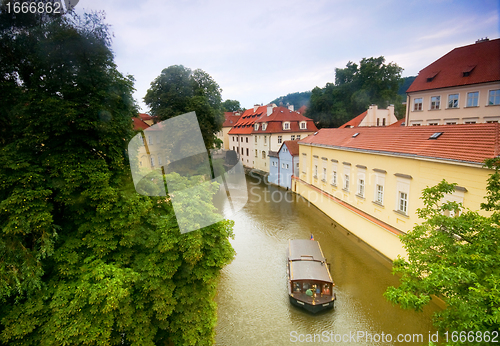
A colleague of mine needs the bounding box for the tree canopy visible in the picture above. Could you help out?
[385,158,500,339]
[144,65,224,149]
[0,6,234,345]
[306,57,403,128]
[221,99,241,112]
[269,91,312,110]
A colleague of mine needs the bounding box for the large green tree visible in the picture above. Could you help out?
[385,158,500,342]
[221,99,241,112]
[307,57,403,128]
[0,6,234,345]
[144,65,224,149]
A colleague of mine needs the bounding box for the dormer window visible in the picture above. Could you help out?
[300,121,307,129]
[254,123,259,131]
[262,123,267,131]
[283,122,290,130]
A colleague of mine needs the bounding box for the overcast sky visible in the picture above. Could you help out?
[75,0,498,112]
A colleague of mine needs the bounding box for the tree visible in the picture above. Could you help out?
[144,65,224,149]
[269,91,312,110]
[306,57,403,128]
[0,6,234,345]
[385,158,500,340]
[221,99,241,112]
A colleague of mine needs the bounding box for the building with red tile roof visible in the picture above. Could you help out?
[405,38,500,126]
[132,117,150,131]
[252,106,317,172]
[138,113,155,126]
[295,123,499,260]
[269,140,301,189]
[217,111,242,149]
[228,105,269,167]
[340,105,398,128]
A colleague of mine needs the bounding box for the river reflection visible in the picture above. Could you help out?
[214,174,439,345]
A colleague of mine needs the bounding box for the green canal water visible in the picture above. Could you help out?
[214,174,439,346]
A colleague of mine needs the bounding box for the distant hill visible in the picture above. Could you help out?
[398,76,416,97]
[269,91,311,110]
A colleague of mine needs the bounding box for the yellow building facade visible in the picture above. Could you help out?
[294,124,498,260]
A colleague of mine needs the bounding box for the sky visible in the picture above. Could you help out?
[74,0,499,112]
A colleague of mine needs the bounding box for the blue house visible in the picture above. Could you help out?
[268,140,300,189]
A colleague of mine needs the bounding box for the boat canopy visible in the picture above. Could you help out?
[288,239,326,262]
[290,260,332,282]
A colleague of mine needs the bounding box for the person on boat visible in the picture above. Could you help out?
[306,288,313,297]
[323,285,330,295]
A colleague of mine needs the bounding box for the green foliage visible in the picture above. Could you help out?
[385,160,500,342]
[0,7,234,345]
[269,91,312,110]
[144,65,224,149]
[398,76,417,97]
[307,57,403,128]
[221,99,241,112]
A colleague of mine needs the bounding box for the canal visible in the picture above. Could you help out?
[214,174,439,345]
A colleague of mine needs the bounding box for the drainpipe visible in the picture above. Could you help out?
[405,93,410,126]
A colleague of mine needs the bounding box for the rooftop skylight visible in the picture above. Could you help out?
[429,132,443,139]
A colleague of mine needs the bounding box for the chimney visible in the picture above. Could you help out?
[254,104,259,112]
[267,105,273,116]
[288,104,294,112]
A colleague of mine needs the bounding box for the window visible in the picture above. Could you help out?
[286,164,289,169]
[446,121,457,125]
[291,135,295,140]
[148,135,153,145]
[376,185,384,204]
[448,94,459,108]
[158,156,162,166]
[466,91,479,107]
[264,136,267,145]
[358,179,365,197]
[246,137,248,143]
[395,175,411,215]
[413,98,423,111]
[331,161,338,186]
[430,96,440,110]
[428,122,439,125]
[465,121,476,124]
[377,118,380,126]
[233,146,235,151]
[246,148,249,156]
[254,124,259,130]
[322,168,327,181]
[382,118,386,126]
[283,122,290,130]
[150,156,155,167]
[301,154,307,174]
[489,90,500,105]
[296,135,300,140]
[314,165,318,178]
[300,121,307,129]
[343,174,350,190]
[262,123,267,131]
[356,166,366,197]
[262,151,266,159]
[255,136,257,143]
[282,163,285,168]
[399,192,408,213]
[241,137,243,142]
[278,136,282,144]
[232,136,234,141]
[255,149,257,158]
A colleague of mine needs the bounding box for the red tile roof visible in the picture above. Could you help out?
[407,38,500,93]
[282,140,300,156]
[339,111,367,128]
[228,106,268,135]
[299,123,500,165]
[132,117,150,130]
[253,106,317,134]
[389,118,405,127]
[138,113,153,121]
[222,111,241,127]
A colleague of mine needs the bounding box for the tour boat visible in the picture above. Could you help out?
[287,239,336,313]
